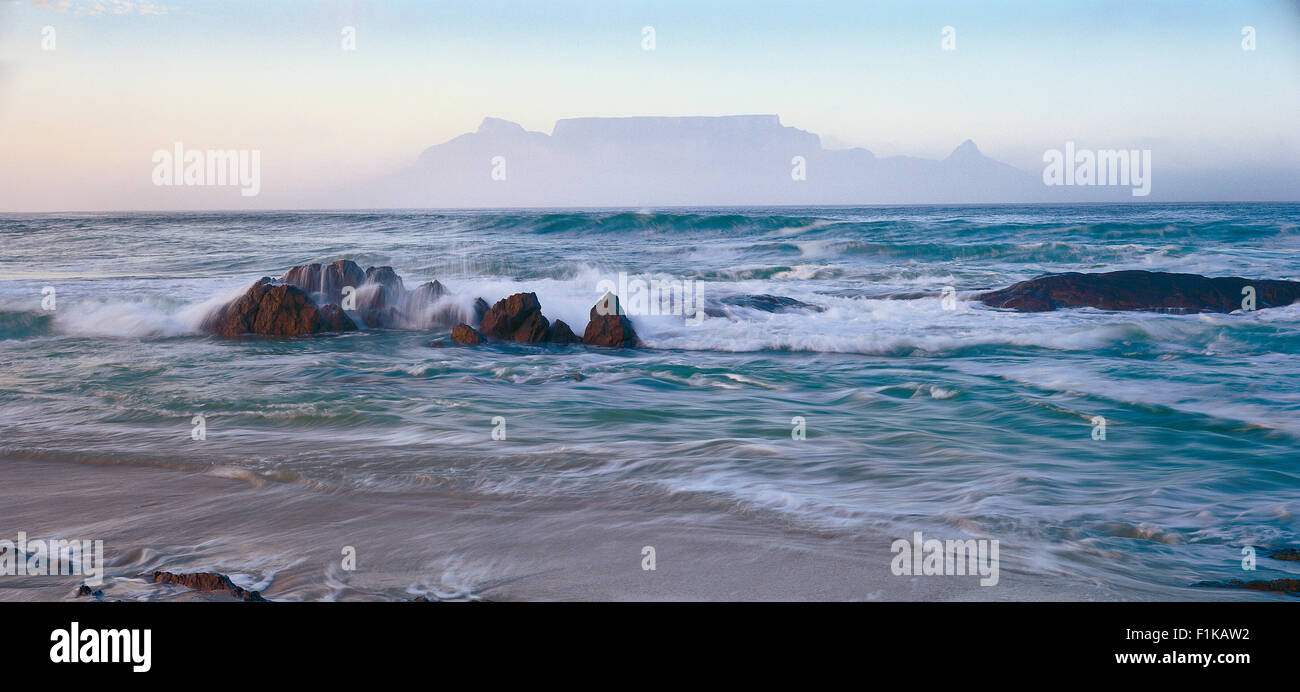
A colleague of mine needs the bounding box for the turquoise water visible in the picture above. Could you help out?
[1,203,1298,598]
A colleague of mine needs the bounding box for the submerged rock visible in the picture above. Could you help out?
[719,294,825,313]
[150,570,268,602]
[978,270,1300,313]
[480,292,551,343]
[203,278,357,337]
[582,292,639,347]
[1193,578,1300,596]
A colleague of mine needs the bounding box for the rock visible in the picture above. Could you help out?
[473,298,490,321]
[1266,548,1300,562]
[427,340,447,347]
[582,292,639,347]
[720,294,824,313]
[150,570,268,602]
[1193,578,1300,596]
[203,278,358,337]
[76,584,104,598]
[280,259,365,305]
[356,266,407,328]
[479,292,551,343]
[549,319,581,344]
[978,270,1300,313]
[450,323,484,345]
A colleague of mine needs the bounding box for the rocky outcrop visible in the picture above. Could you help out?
[480,292,551,343]
[150,570,268,602]
[582,293,639,347]
[549,319,581,345]
[280,259,365,305]
[978,270,1300,313]
[203,278,357,337]
[450,323,484,345]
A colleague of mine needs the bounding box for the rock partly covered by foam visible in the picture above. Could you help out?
[280,259,366,306]
[280,260,487,329]
[203,278,357,337]
[978,270,1300,313]
[719,294,824,313]
[150,571,268,602]
[582,292,639,347]
[479,292,552,343]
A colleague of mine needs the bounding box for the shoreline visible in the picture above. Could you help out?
[0,455,1143,602]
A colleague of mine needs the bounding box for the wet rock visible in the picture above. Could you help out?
[203,278,358,337]
[1193,578,1300,596]
[479,292,551,343]
[549,319,581,345]
[582,292,640,347]
[1266,548,1300,562]
[978,270,1300,313]
[150,570,268,602]
[75,584,104,599]
[280,259,365,305]
[450,323,485,345]
[720,294,825,313]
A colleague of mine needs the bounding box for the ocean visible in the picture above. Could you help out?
[1,203,1297,601]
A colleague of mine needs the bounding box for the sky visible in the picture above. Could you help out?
[0,0,1297,210]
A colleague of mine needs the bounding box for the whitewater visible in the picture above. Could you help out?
[1,203,1297,600]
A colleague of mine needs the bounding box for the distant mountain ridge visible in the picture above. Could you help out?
[347,115,1190,207]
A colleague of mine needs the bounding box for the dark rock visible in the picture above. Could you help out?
[427,340,447,347]
[356,266,408,328]
[150,570,268,602]
[1264,548,1300,562]
[582,292,639,347]
[480,292,551,343]
[549,319,581,344]
[450,323,484,345]
[720,294,825,313]
[202,278,358,337]
[1193,578,1300,596]
[75,584,104,598]
[280,259,365,305]
[473,298,490,321]
[978,270,1300,313]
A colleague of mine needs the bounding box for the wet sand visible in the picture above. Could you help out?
[1,456,1139,601]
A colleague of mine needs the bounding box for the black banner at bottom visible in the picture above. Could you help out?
[0,601,1287,679]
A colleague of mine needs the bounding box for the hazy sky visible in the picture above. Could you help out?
[1,0,1297,210]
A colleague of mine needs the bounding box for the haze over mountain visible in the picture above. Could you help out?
[344,114,1297,208]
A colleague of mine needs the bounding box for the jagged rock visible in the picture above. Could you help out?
[720,294,824,313]
[150,571,268,602]
[549,319,581,344]
[978,270,1300,313]
[76,584,104,598]
[582,292,639,347]
[202,278,357,337]
[280,259,365,305]
[480,292,551,343]
[450,323,484,345]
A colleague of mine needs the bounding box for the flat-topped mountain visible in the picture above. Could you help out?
[359,115,1067,207]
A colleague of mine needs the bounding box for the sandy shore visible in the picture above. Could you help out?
[1,456,1140,601]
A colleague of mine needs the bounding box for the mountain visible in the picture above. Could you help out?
[350,115,1076,207]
